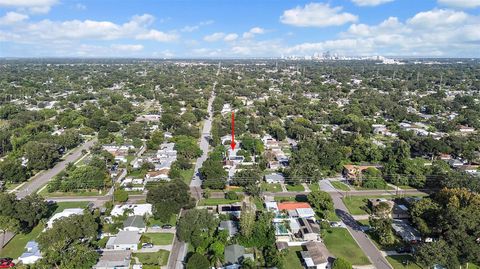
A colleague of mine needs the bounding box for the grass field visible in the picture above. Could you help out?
[198,198,239,206]
[53,201,90,213]
[133,250,170,266]
[0,222,43,259]
[331,181,351,191]
[282,246,305,269]
[261,182,282,192]
[0,201,90,258]
[286,184,305,192]
[308,183,320,192]
[274,195,308,202]
[253,197,264,210]
[148,214,177,227]
[143,233,174,245]
[386,255,423,269]
[39,187,103,197]
[323,228,370,265]
[180,168,194,185]
[342,194,426,215]
[354,185,396,191]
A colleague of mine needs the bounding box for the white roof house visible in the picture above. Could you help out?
[19,241,42,264]
[106,231,141,251]
[111,204,152,217]
[296,208,316,219]
[47,208,84,229]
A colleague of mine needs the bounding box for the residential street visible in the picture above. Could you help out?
[14,138,97,199]
[331,194,393,269]
[168,80,217,269]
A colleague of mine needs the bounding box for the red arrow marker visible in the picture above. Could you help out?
[230,112,236,150]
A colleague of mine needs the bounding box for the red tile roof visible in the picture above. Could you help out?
[278,202,311,211]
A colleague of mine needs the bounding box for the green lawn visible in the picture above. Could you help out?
[180,168,195,185]
[143,233,174,245]
[133,250,170,266]
[386,255,423,269]
[331,181,351,191]
[354,185,395,191]
[282,246,305,269]
[53,201,90,213]
[274,195,308,202]
[323,228,370,266]
[325,211,341,221]
[253,197,265,210]
[148,214,177,227]
[342,194,426,215]
[0,200,91,258]
[286,184,305,192]
[198,198,239,206]
[308,183,320,192]
[39,187,103,197]
[261,182,282,193]
[0,222,44,259]
[5,182,22,191]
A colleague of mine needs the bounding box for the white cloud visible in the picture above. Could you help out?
[351,0,393,6]
[407,9,469,27]
[203,32,225,42]
[224,33,238,42]
[242,27,265,38]
[110,44,144,52]
[75,3,86,11]
[0,11,28,25]
[285,9,480,57]
[0,0,58,13]
[438,0,480,8]
[280,3,358,27]
[181,20,213,32]
[0,14,178,43]
[136,30,178,42]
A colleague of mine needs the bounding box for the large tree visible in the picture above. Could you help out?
[307,190,334,218]
[146,180,194,222]
[37,212,99,269]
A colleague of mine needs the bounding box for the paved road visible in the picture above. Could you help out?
[15,138,97,199]
[168,80,217,269]
[332,194,393,269]
[190,83,216,189]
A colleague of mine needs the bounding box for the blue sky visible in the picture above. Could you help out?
[0,0,479,57]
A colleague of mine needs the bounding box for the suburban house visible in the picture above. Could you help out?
[224,244,254,267]
[93,250,131,269]
[111,204,152,217]
[46,208,84,229]
[265,173,285,184]
[301,241,333,269]
[392,219,422,243]
[458,125,475,133]
[135,114,161,122]
[106,231,141,251]
[102,144,135,163]
[19,241,42,265]
[268,202,319,242]
[219,220,239,238]
[122,215,146,233]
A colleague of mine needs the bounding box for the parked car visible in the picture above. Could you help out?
[396,246,413,254]
[162,224,173,229]
[0,260,15,268]
[142,243,154,249]
[0,259,12,263]
[151,225,161,229]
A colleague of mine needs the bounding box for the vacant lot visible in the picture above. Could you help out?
[143,233,174,245]
[323,228,370,265]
